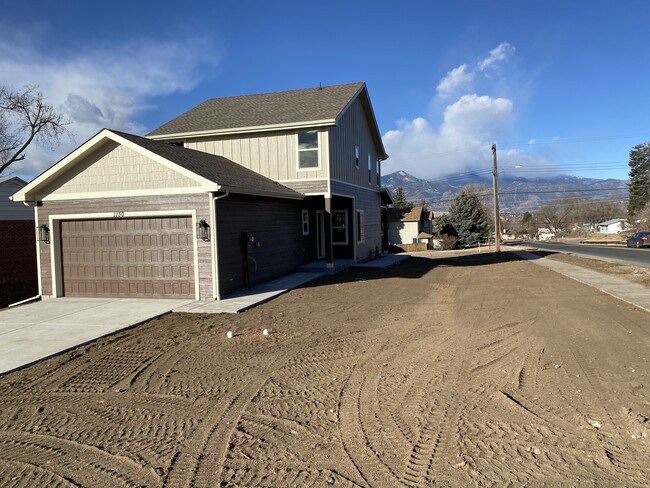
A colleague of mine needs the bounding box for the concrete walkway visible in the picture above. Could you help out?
[0,297,194,374]
[512,250,650,313]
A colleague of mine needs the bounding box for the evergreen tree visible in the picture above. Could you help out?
[447,187,489,247]
[628,142,650,216]
[392,186,413,209]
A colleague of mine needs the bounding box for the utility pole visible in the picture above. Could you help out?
[492,144,501,252]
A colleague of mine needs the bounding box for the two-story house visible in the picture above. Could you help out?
[11,83,390,300]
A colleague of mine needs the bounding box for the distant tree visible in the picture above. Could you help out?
[575,199,625,228]
[432,214,458,249]
[535,199,576,233]
[627,142,650,216]
[0,85,71,175]
[392,186,413,209]
[447,187,489,247]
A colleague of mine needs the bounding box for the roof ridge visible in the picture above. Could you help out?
[201,82,365,103]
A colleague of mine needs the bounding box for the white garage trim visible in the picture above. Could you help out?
[49,210,199,300]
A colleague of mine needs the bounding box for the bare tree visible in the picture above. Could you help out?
[0,85,71,175]
[535,198,577,234]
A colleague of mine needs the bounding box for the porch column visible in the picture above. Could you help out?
[324,197,334,268]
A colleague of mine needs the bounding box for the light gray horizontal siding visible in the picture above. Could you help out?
[281,180,328,194]
[0,182,33,220]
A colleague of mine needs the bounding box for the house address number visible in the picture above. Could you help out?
[113,211,125,218]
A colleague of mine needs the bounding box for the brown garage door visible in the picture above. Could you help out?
[60,217,195,298]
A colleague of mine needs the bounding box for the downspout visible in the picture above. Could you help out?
[211,190,230,300]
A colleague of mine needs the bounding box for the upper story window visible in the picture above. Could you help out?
[355,145,359,168]
[368,154,372,183]
[298,131,319,169]
[376,159,380,186]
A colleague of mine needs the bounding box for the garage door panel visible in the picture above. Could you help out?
[61,217,194,298]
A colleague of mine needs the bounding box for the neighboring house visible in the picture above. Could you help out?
[387,206,434,247]
[537,227,555,240]
[12,83,391,300]
[596,218,625,234]
[0,176,38,307]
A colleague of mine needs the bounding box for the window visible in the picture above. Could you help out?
[357,210,365,243]
[298,131,319,169]
[376,159,380,186]
[368,154,372,183]
[355,145,359,168]
[301,209,309,235]
[332,210,348,245]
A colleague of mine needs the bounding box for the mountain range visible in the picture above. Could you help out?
[382,171,629,213]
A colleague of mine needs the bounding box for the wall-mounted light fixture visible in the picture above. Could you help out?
[196,219,210,241]
[37,224,50,243]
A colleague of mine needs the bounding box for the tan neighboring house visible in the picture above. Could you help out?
[11,82,391,300]
[387,205,434,247]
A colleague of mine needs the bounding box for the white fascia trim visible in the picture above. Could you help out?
[148,119,336,141]
[330,178,383,194]
[41,187,214,201]
[277,178,328,183]
[49,210,200,300]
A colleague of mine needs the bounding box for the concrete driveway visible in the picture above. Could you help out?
[0,297,194,375]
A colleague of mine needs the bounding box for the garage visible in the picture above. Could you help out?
[60,216,195,298]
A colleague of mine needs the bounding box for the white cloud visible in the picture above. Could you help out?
[478,42,515,71]
[436,64,474,98]
[382,41,554,181]
[384,94,516,179]
[0,33,222,178]
[528,139,537,145]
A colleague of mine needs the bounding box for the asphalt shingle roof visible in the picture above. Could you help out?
[112,130,302,199]
[147,83,365,136]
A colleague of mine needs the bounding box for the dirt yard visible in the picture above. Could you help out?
[1,251,649,487]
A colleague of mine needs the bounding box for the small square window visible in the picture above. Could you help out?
[302,209,309,235]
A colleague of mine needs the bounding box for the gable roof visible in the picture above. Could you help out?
[12,129,303,202]
[0,176,27,186]
[598,218,624,226]
[148,83,365,137]
[388,205,428,223]
[147,82,388,159]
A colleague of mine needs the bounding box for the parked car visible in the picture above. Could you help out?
[626,232,650,248]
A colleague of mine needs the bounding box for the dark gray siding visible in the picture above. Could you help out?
[216,194,318,296]
[330,180,382,261]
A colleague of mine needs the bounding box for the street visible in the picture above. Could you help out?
[522,240,650,268]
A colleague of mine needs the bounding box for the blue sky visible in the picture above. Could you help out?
[2,0,648,182]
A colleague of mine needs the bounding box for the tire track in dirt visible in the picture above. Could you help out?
[0,431,160,487]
